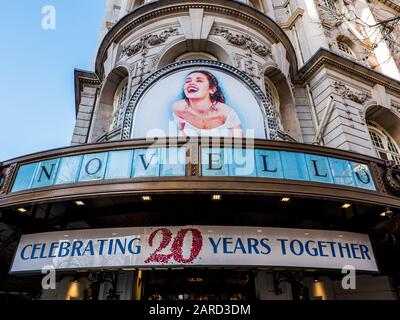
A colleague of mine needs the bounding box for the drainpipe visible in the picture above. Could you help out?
[313,96,334,145]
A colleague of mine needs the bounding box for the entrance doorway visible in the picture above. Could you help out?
[142,269,255,300]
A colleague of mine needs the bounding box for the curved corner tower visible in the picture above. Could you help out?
[1,0,400,300]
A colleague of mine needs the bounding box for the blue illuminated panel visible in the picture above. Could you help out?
[201,148,376,191]
[10,147,376,192]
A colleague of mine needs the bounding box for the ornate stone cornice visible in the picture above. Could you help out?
[95,0,298,80]
[278,8,304,30]
[74,69,101,116]
[391,101,400,112]
[211,27,271,57]
[372,0,400,13]
[333,81,371,104]
[295,48,400,97]
[121,27,179,57]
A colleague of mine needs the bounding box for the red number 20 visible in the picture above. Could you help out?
[144,228,203,264]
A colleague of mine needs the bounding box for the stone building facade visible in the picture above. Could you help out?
[74,0,400,162]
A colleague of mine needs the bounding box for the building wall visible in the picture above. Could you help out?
[72,0,400,159]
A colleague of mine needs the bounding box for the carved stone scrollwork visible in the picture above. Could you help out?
[333,81,370,104]
[121,27,179,57]
[383,161,400,195]
[369,162,387,193]
[391,101,400,113]
[0,163,17,194]
[211,27,271,57]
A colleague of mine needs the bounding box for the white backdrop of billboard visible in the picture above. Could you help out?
[131,68,268,139]
[11,226,377,273]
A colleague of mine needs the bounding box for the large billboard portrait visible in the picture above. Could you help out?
[128,62,276,139]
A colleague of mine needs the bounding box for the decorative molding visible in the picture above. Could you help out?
[0,164,17,194]
[279,8,304,30]
[232,53,262,79]
[383,161,400,195]
[391,101,400,112]
[333,81,370,104]
[211,27,271,57]
[370,162,387,194]
[121,27,179,57]
[121,60,279,141]
[95,1,299,79]
[296,49,400,96]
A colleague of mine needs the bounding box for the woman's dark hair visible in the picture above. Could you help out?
[183,70,225,104]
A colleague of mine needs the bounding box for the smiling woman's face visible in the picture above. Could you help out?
[184,72,215,100]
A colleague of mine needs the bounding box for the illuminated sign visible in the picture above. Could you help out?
[129,64,273,139]
[10,147,375,192]
[201,148,376,190]
[10,226,378,273]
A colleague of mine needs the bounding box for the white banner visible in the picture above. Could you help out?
[10,226,378,273]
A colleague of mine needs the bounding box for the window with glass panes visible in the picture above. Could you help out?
[368,121,400,165]
[337,41,354,57]
[111,80,128,130]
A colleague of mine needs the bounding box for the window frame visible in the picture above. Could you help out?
[368,121,400,165]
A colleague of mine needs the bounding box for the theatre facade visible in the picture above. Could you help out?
[1,0,400,300]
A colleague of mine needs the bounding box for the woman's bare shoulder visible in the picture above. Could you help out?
[172,99,187,112]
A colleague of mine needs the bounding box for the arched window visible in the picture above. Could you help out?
[264,78,279,114]
[110,79,128,130]
[322,0,336,10]
[368,121,400,164]
[337,41,355,57]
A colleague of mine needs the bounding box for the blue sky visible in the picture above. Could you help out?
[0,0,106,161]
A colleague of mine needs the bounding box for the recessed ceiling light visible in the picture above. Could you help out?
[304,232,310,236]
[341,203,351,209]
[257,229,263,233]
[211,194,222,201]
[17,208,27,213]
[281,197,290,202]
[74,200,85,206]
[338,235,343,238]
[141,195,152,201]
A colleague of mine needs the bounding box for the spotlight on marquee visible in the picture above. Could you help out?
[141,195,152,201]
[281,197,290,202]
[341,203,351,209]
[211,194,222,201]
[16,207,28,213]
[74,200,85,206]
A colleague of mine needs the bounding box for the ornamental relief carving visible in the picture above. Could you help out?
[121,27,179,57]
[383,161,400,196]
[0,164,17,194]
[232,53,262,79]
[391,101,400,113]
[333,81,370,104]
[211,27,271,58]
